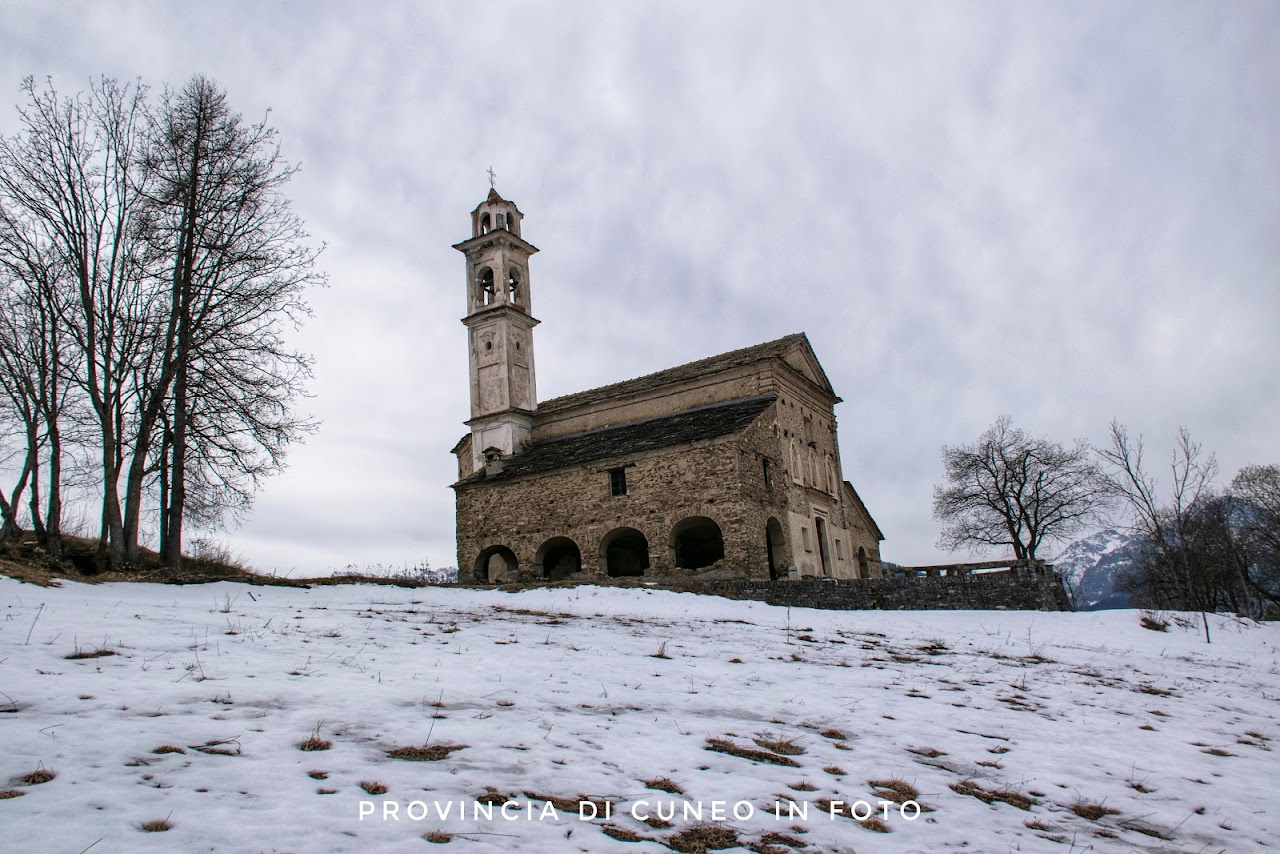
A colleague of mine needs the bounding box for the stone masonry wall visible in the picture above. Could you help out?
[679,567,1073,612]
[455,433,771,582]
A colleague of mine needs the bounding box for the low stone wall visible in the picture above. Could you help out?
[676,566,1072,611]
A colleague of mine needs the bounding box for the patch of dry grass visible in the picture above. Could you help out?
[0,789,25,799]
[822,765,846,776]
[19,768,55,785]
[152,745,186,755]
[667,824,740,852]
[423,829,452,843]
[66,646,116,660]
[140,818,172,832]
[787,781,817,792]
[642,777,684,794]
[704,737,800,767]
[819,728,847,740]
[815,799,893,832]
[869,777,918,803]
[307,770,328,780]
[387,744,466,761]
[299,734,332,751]
[524,791,612,813]
[1070,800,1119,821]
[601,824,649,842]
[752,734,805,756]
[360,781,388,795]
[1140,612,1169,631]
[950,779,1037,811]
[475,786,516,805]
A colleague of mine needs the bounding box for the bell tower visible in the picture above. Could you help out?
[453,187,540,473]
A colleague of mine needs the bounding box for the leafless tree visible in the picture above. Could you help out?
[1097,421,1254,612]
[933,416,1109,561]
[0,75,319,570]
[135,75,320,566]
[1229,464,1280,612]
[0,76,153,567]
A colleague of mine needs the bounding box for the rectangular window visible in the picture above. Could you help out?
[835,539,844,561]
[801,526,811,552]
[762,457,772,488]
[609,467,627,497]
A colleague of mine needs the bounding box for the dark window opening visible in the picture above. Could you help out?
[537,537,582,581]
[609,467,627,496]
[671,516,725,570]
[479,267,495,305]
[603,527,649,577]
[507,268,520,303]
[479,212,491,235]
[762,457,772,488]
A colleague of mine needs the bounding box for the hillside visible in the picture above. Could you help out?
[1053,528,1144,610]
[0,578,1275,852]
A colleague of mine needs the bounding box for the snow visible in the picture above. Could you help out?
[1,577,1277,852]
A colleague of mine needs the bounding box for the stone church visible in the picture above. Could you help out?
[451,189,883,584]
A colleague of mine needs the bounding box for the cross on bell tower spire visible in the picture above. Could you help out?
[453,188,540,475]
[486,165,497,189]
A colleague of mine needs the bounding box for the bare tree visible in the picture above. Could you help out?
[1229,464,1280,612]
[1097,421,1253,612]
[0,75,319,571]
[933,416,1109,561]
[0,76,153,567]
[0,254,73,553]
[135,75,320,566]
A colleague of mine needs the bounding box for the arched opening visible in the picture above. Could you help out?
[858,547,869,580]
[670,516,724,570]
[479,212,491,235]
[536,536,582,581]
[473,545,517,583]
[602,527,649,577]
[765,517,787,580]
[479,267,495,305]
[507,268,520,304]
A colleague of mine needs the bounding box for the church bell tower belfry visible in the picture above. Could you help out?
[453,187,540,473]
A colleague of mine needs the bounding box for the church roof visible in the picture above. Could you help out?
[538,333,832,415]
[461,394,776,484]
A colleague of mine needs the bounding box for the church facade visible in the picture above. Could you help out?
[451,189,883,584]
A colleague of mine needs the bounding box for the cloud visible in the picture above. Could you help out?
[1,1,1276,570]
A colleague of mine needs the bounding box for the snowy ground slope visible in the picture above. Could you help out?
[1,579,1277,853]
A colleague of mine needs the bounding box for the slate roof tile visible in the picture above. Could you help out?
[464,394,776,483]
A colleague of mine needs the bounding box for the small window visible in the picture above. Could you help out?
[762,457,771,488]
[609,467,627,497]
[801,526,811,552]
[835,539,844,560]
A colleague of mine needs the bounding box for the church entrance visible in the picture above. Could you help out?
[602,527,649,577]
[766,517,787,580]
[671,516,725,570]
[536,536,582,580]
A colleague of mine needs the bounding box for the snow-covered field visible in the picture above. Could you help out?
[1,578,1276,853]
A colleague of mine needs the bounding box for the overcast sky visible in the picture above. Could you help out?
[2,2,1277,574]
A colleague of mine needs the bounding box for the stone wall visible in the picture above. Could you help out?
[675,566,1073,612]
[455,432,766,582]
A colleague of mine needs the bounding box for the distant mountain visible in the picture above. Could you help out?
[1052,528,1144,610]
